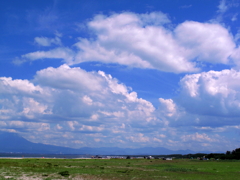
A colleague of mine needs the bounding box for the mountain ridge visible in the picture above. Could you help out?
[0,132,214,155]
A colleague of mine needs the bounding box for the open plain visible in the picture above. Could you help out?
[0,158,240,180]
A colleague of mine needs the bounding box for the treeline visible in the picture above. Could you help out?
[152,153,209,159]
[206,148,240,160]
[149,148,240,160]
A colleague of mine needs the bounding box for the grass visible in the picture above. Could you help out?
[0,158,240,179]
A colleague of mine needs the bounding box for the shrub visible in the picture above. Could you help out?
[58,171,70,177]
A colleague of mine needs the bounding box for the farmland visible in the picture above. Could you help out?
[0,158,240,179]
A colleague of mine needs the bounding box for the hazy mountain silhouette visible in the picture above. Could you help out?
[0,132,80,154]
[0,132,208,155]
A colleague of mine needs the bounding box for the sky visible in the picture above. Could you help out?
[1,0,240,152]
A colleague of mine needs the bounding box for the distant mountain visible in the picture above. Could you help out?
[0,132,80,154]
[0,132,211,155]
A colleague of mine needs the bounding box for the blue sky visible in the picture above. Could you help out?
[1,0,240,152]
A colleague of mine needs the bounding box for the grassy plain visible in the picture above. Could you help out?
[0,158,240,180]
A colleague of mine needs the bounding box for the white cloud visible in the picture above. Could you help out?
[139,11,171,25]
[0,77,43,95]
[181,133,217,142]
[79,125,104,132]
[0,121,50,132]
[67,121,77,131]
[211,0,239,23]
[21,97,51,119]
[179,69,240,117]
[19,12,240,73]
[234,29,240,42]
[6,10,240,151]
[34,64,104,91]
[72,12,239,72]
[82,95,93,105]
[231,13,238,21]
[158,98,176,117]
[217,0,228,13]
[232,47,240,68]
[56,124,62,130]
[34,36,61,46]
[0,65,160,148]
[73,12,197,73]
[154,69,240,132]
[126,133,150,143]
[21,47,75,63]
[175,21,235,64]
[17,12,240,73]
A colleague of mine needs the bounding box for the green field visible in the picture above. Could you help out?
[0,158,240,180]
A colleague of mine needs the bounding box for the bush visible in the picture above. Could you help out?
[58,170,70,177]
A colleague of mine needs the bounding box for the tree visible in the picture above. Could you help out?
[226,151,231,155]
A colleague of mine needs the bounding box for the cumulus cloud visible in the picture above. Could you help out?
[158,98,177,117]
[73,12,197,73]
[7,10,240,151]
[0,65,162,148]
[176,132,229,151]
[156,69,240,130]
[179,69,240,117]
[175,21,236,64]
[233,49,240,65]
[16,11,240,72]
[181,133,218,142]
[2,65,240,150]
[34,64,104,91]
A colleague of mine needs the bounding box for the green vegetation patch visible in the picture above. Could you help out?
[1,158,240,179]
[164,167,197,172]
[58,170,70,177]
